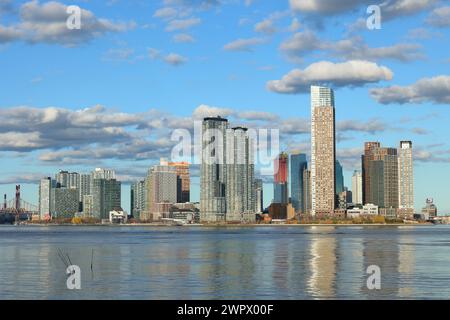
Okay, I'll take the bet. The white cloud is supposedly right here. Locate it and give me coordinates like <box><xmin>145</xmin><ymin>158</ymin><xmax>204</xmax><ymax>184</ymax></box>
<box><xmin>370</xmin><ymin>75</ymin><xmax>450</xmax><ymax>104</ymax></box>
<box><xmin>163</xmin><ymin>53</ymin><xmax>188</xmax><ymax>66</ymax></box>
<box><xmin>173</xmin><ymin>33</ymin><xmax>195</xmax><ymax>43</ymax></box>
<box><xmin>267</xmin><ymin>60</ymin><xmax>393</xmax><ymax>94</ymax></box>
<box><xmin>254</xmin><ymin>19</ymin><xmax>276</xmax><ymax>34</ymax></box>
<box><xmin>0</xmin><ymin>0</ymin><xmax>134</xmax><ymax>46</ymax></box>
<box><xmin>223</xmin><ymin>37</ymin><xmax>266</xmax><ymax>52</ymax></box>
<box><xmin>426</xmin><ymin>6</ymin><xmax>450</xmax><ymax>28</ymax></box>
<box><xmin>280</xmin><ymin>31</ymin><xmax>424</xmax><ymax>63</ymax></box>
<box><xmin>153</xmin><ymin>7</ymin><xmax>178</xmax><ymax>20</ymax></box>
<box><xmin>165</xmin><ymin>17</ymin><xmax>201</xmax><ymax>32</ymax></box>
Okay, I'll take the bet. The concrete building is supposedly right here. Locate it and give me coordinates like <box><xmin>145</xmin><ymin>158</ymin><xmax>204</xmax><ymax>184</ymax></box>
<box><xmin>225</xmin><ymin>127</ymin><xmax>255</xmax><ymax>223</ymax></box>
<box><xmin>352</xmin><ymin>170</ymin><xmax>363</xmax><ymax>205</ymax></box>
<box><xmin>55</xmin><ymin>170</ymin><xmax>79</xmax><ymax>189</ymax></box>
<box><xmin>39</xmin><ymin>177</ymin><xmax>54</xmax><ymax>219</ymax></box>
<box><xmin>200</xmin><ymin>116</ymin><xmax>229</xmax><ymax>223</ymax></box>
<box><xmin>78</xmin><ymin>174</ymin><xmax>91</xmax><ymax>211</ymax></box>
<box><xmin>422</xmin><ymin>198</ymin><xmax>437</xmax><ymax>218</ymax></box>
<box><xmin>92</xmin><ymin>168</ymin><xmax>116</xmax><ymax>180</ymax></box>
<box><xmin>291</xmin><ymin>153</ymin><xmax>307</xmax><ymax>213</ymax></box>
<box><xmin>82</xmin><ymin>195</ymin><xmax>94</xmax><ymax>217</ymax></box>
<box><xmin>362</xmin><ymin>142</ymin><xmax>399</xmax><ymax>210</ymax></box>
<box><xmin>311</xmin><ymin>85</ymin><xmax>336</xmax><ymax>216</ymax></box>
<box><xmin>92</xmin><ymin>178</ymin><xmax>121</xmax><ymax>220</ymax></box>
<box><xmin>273</xmin><ymin>152</ymin><xmax>289</xmax><ymax>205</ymax></box>
<box><xmin>255</xmin><ymin>179</ymin><xmax>264</xmax><ymax>214</ymax></box>
<box><xmin>109</xmin><ymin>208</ymin><xmax>127</xmax><ymax>224</ymax></box>
<box><xmin>169</xmin><ymin>162</ymin><xmax>190</xmax><ymax>203</ymax></box>
<box><xmin>338</xmin><ymin>189</ymin><xmax>352</xmax><ymax>210</ymax></box>
<box><xmin>398</xmin><ymin>141</ymin><xmax>414</xmax><ymax>213</ymax></box>
<box><xmin>143</xmin><ymin>160</ymin><xmax>177</xmax><ymax>221</ymax></box>
<box><xmin>50</xmin><ymin>187</ymin><xmax>79</xmax><ymax>219</ymax></box>
<box><xmin>347</xmin><ymin>203</ymin><xmax>378</xmax><ymax>218</ymax></box>
<box><xmin>131</xmin><ymin>180</ymin><xmax>146</xmax><ymax>218</ymax></box>
<box><xmin>170</xmin><ymin>203</ymin><xmax>200</xmax><ymax>224</ymax></box>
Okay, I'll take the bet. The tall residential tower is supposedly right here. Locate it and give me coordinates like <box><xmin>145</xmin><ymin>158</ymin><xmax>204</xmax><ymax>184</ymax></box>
<box><xmin>398</xmin><ymin>141</ymin><xmax>414</xmax><ymax>213</ymax></box>
<box><xmin>310</xmin><ymin>86</ymin><xmax>336</xmax><ymax>216</ymax></box>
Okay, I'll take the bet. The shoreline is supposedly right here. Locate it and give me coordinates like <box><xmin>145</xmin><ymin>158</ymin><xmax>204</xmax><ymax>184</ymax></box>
<box><xmin>1</xmin><ymin>222</ymin><xmax>435</xmax><ymax>228</ymax></box>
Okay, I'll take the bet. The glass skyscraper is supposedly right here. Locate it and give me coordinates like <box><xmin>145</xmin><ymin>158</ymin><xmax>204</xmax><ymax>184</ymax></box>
<box><xmin>291</xmin><ymin>153</ymin><xmax>307</xmax><ymax>213</ymax></box>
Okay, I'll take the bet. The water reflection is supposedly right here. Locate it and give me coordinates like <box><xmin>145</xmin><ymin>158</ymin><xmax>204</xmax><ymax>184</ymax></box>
<box><xmin>307</xmin><ymin>230</ymin><xmax>337</xmax><ymax>298</ymax></box>
<box><xmin>1</xmin><ymin>225</ymin><xmax>450</xmax><ymax>299</ymax></box>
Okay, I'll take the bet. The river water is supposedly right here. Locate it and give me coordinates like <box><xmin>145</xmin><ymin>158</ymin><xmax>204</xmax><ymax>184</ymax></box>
<box><xmin>0</xmin><ymin>225</ymin><xmax>449</xmax><ymax>300</ymax></box>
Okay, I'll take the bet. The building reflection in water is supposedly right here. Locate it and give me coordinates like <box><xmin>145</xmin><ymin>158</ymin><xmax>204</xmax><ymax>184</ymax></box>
<box><xmin>362</xmin><ymin>227</ymin><xmax>400</xmax><ymax>299</ymax></box>
<box><xmin>306</xmin><ymin>227</ymin><xmax>337</xmax><ymax>299</ymax></box>
<box><xmin>398</xmin><ymin>231</ymin><xmax>415</xmax><ymax>298</ymax></box>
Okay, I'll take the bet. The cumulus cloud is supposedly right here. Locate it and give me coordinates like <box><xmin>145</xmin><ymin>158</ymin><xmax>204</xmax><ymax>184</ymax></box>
<box><xmin>173</xmin><ymin>33</ymin><xmax>195</xmax><ymax>43</ymax></box>
<box><xmin>280</xmin><ymin>31</ymin><xmax>424</xmax><ymax>63</ymax></box>
<box><xmin>223</xmin><ymin>37</ymin><xmax>266</xmax><ymax>52</ymax></box>
<box><xmin>148</xmin><ymin>48</ymin><xmax>188</xmax><ymax>66</ymax></box>
<box><xmin>426</xmin><ymin>6</ymin><xmax>450</xmax><ymax>28</ymax></box>
<box><xmin>289</xmin><ymin>0</ymin><xmax>372</xmax><ymax>15</ymax></box>
<box><xmin>254</xmin><ymin>19</ymin><xmax>276</xmax><ymax>34</ymax></box>
<box><xmin>0</xmin><ymin>0</ymin><xmax>134</xmax><ymax>46</ymax></box>
<box><xmin>165</xmin><ymin>17</ymin><xmax>201</xmax><ymax>31</ymax></box>
<box><xmin>290</xmin><ymin>0</ymin><xmax>436</xmax><ymax>21</ymax></box>
<box><xmin>163</xmin><ymin>53</ymin><xmax>188</xmax><ymax>65</ymax></box>
<box><xmin>381</xmin><ymin>0</ymin><xmax>438</xmax><ymax>21</ymax></box>
<box><xmin>370</xmin><ymin>76</ymin><xmax>450</xmax><ymax>104</ymax></box>
<box><xmin>337</xmin><ymin>119</ymin><xmax>388</xmax><ymax>134</ymax></box>
<box><xmin>267</xmin><ymin>60</ymin><xmax>393</xmax><ymax>94</ymax></box>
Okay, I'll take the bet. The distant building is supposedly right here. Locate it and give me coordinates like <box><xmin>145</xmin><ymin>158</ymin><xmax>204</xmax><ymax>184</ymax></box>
<box><xmin>225</xmin><ymin>127</ymin><xmax>255</xmax><ymax>223</ymax></box>
<box><xmin>268</xmin><ymin>203</ymin><xmax>295</xmax><ymax>221</ymax></box>
<box><xmin>39</xmin><ymin>177</ymin><xmax>54</xmax><ymax>219</ymax></box>
<box><xmin>200</xmin><ymin>117</ymin><xmax>228</xmax><ymax>222</ymax></box>
<box><xmin>422</xmin><ymin>198</ymin><xmax>437</xmax><ymax>218</ymax></box>
<box><xmin>92</xmin><ymin>176</ymin><xmax>121</xmax><ymax>220</ymax></box>
<box><xmin>311</xmin><ymin>86</ymin><xmax>336</xmax><ymax>216</ymax></box>
<box><xmin>351</xmin><ymin>170</ymin><xmax>363</xmax><ymax>205</ymax></box>
<box><xmin>362</xmin><ymin>142</ymin><xmax>399</xmax><ymax>209</ymax></box>
<box><xmin>168</xmin><ymin>162</ymin><xmax>190</xmax><ymax>203</ymax></box>
<box><xmin>55</xmin><ymin>170</ymin><xmax>79</xmax><ymax>189</ymax></box>
<box><xmin>143</xmin><ymin>160</ymin><xmax>177</xmax><ymax>221</ymax></box>
<box><xmin>82</xmin><ymin>195</ymin><xmax>94</xmax><ymax>217</ymax></box>
<box><xmin>274</xmin><ymin>152</ymin><xmax>289</xmax><ymax>205</ymax></box>
<box><xmin>109</xmin><ymin>208</ymin><xmax>127</xmax><ymax>224</ymax></box>
<box><xmin>302</xmin><ymin>169</ymin><xmax>312</xmax><ymax>215</ymax></box>
<box><xmin>170</xmin><ymin>203</ymin><xmax>200</xmax><ymax>224</ymax></box>
<box><xmin>398</xmin><ymin>141</ymin><xmax>414</xmax><ymax>213</ymax></box>
<box><xmin>335</xmin><ymin>161</ymin><xmax>344</xmax><ymax>196</ymax></box>
<box><xmin>92</xmin><ymin>168</ymin><xmax>116</xmax><ymax>180</ymax></box>
<box><xmin>290</xmin><ymin>153</ymin><xmax>307</xmax><ymax>213</ymax></box>
<box><xmin>255</xmin><ymin>179</ymin><xmax>264</xmax><ymax>214</ymax></box>
<box><xmin>338</xmin><ymin>190</ymin><xmax>352</xmax><ymax>210</ymax></box>
<box><xmin>50</xmin><ymin>188</ymin><xmax>79</xmax><ymax>219</ymax></box>
<box><xmin>78</xmin><ymin>174</ymin><xmax>91</xmax><ymax>211</ymax></box>
<box><xmin>131</xmin><ymin>180</ymin><xmax>146</xmax><ymax>218</ymax></box>
<box><xmin>347</xmin><ymin>203</ymin><xmax>378</xmax><ymax>218</ymax></box>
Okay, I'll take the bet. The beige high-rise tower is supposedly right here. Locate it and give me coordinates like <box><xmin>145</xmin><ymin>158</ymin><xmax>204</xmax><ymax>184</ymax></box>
<box><xmin>398</xmin><ymin>141</ymin><xmax>414</xmax><ymax>212</ymax></box>
<box><xmin>310</xmin><ymin>86</ymin><xmax>336</xmax><ymax>216</ymax></box>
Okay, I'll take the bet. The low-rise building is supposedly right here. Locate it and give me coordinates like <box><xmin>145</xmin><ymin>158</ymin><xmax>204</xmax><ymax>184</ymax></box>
<box><xmin>109</xmin><ymin>208</ymin><xmax>127</xmax><ymax>224</ymax></box>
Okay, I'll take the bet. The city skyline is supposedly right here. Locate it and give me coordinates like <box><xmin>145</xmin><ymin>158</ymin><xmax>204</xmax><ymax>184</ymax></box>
<box><xmin>0</xmin><ymin>0</ymin><xmax>449</xmax><ymax>213</ymax></box>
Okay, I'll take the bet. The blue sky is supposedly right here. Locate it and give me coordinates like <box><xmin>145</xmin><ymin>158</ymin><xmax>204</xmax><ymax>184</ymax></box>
<box><xmin>0</xmin><ymin>0</ymin><xmax>449</xmax><ymax>213</ymax></box>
